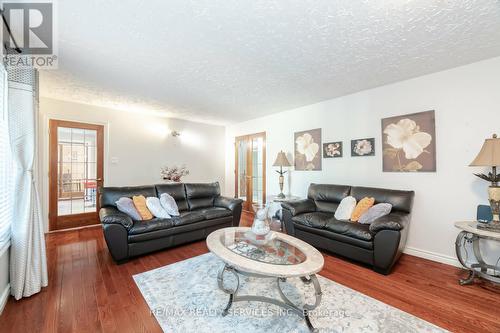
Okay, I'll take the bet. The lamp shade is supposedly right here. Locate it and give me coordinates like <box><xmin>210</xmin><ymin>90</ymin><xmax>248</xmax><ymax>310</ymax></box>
<box><xmin>273</xmin><ymin>151</ymin><xmax>292</xmax><ymax>167</ymax></box>
<box><xmin>470</xmin><ymin>134</ymin><xmax>500</xmax><ymax>167</ymax></box>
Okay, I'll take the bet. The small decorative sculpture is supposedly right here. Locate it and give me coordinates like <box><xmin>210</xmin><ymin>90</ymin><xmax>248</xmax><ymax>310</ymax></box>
<box><xmin>251</xmin><ymin>207</ymin><xmax>271</xmax><ymax>236</ymax></box>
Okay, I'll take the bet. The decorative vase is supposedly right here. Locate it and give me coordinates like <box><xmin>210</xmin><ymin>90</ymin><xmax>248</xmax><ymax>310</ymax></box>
<box><xmin>488</xmin><ymin>186</ymin><xmax>500</xmax><ymax>222</ymax></box>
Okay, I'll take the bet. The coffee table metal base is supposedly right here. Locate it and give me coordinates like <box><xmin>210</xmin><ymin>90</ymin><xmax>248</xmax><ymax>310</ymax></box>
<box><xmin>217</xmin><ymin>264</ymin><xmax>322</xmax><ymax>332</ymax></box>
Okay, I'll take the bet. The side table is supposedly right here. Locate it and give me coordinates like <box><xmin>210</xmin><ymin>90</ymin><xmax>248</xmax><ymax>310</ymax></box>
<box><xmin>252</xmin><ymin>196</ymin><xmax>301</xmax><ymax>232</ymax></box>
<box><xmin>268</xmin><ymin>195</ymin><xmax>301</xmax><ymax>232</ymax></box>
<box><xmin>454</xmin><ymin>221</ymin><xmax>500</xmax><ymax>285</ymax></box>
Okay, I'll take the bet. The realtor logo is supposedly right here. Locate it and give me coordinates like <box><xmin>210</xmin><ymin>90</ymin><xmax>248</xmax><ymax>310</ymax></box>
<box><xmin>1</xmin><ymin>1</ymin><xmax>57</xmax><ymax>68</ymax></box>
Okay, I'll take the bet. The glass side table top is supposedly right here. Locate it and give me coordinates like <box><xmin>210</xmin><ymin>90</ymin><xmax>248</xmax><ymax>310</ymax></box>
<box><xmin>220</xmin><ymin>230</ymin><xmax>307</xmax><ymax>265</ymax></box>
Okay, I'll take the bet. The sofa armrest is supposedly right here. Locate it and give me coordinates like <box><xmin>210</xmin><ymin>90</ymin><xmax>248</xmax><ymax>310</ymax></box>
<box><xmin>369</xmin><ymin>212</ymin><xmax>410</xmax><ymax>233</ymax></box>
<box><xmin>281</xmin><ymin>199</ymin><xmax>316</xmax><ymax>216</ymax></box>
<box><xmin>214</xmin><ymin>196</ymin><xmax>243</xmax><ymax>211</ymax></box>
<box><xmin>99</xmin><ymin>207</ymin><xmax>134</xmax><ymax>230</ymax></box>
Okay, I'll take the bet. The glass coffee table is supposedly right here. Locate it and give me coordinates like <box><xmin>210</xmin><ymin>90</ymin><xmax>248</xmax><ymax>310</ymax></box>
<box><xmin>206</xmin><ymin>227</ymin><xmax>324</xmax><ymax>332</ymax></box>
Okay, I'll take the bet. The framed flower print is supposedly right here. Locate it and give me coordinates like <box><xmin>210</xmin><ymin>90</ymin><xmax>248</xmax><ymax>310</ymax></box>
<box><xmin>294</xmin><ymin>128</ymin><xmax>322</xmax><ymax>170</ymax></box>
<box><xmin>381</xmin><ymin>110</ymin><xmax>436</xmax><ymax>172</ymax></box>
<box><xmin>351</xmin><ymin>138</ymin><xmax>375</xmax><ymax>157</ymax></box>
<box><xmin>323</xmin><ymin>141</ymin><xmax>343</xmax><ymax>158</ymax></box>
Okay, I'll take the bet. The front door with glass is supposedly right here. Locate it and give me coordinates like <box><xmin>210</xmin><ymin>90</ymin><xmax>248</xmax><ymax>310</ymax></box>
<box><xmin>49</xmin><ymin>120</ymin><xmax>104</xmax><ymax>231</ymax></box>
<box><xmin>235</xmin><ymin>132</ymin><xmax>266</xmax><ymax>211</ymax></box>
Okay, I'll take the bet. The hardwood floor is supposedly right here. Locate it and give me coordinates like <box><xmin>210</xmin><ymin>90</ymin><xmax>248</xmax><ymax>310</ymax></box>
<box><xmin>1</xmin><ymin>211</ymin><xmax>499</xmax><ymax>333</ymax></box>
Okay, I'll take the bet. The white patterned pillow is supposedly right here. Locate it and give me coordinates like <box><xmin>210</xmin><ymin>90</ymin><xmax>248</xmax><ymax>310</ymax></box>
<box><xmin>115</xmin><ymin>197</ymin><xmax>142</xmax><ymax>220</ymax></box>
<box><xmin>334</xmin><ymin>196</ymin><xmax>357</xmax><ymax>221</ymax></box>
<box><xmin>358</xmin><ymin>203</ymin><xmax>392</xmax><ymax>224</ymax></box>
<box><xmin>146</xmin><ymin>197</ymin><xmax>171</xmax><ymax>219</ymax></box>
<box><xmin>160</xmin><ymin>193</ymin><xmax>180</xmax><ymax>216</ymax></box>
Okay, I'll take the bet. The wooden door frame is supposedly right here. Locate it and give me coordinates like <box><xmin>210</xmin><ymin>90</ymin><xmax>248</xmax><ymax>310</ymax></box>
<box><xmin>49</xmin><ymin>119</ymin><xmax>104</xmax><ymax>231</ymax></box>
<box><xmin>234</xmin><ymin>132</ymin><xmax>266</xmax><ymax>212</ymax></box>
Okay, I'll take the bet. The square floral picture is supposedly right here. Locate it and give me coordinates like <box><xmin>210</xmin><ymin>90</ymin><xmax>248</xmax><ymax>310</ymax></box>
<box><xmin>323</xmin><ymin>142</ymin><xmax>343</xmax><ymax>158</ymax></box>
<box><xmin>351</xmin><ymin>138</ymin><xmax>375</xmax><ymax>157</ymax></box>
<box><xmin>381</xmin><ymin>110</ymin><xmax>436</xmax><ymax>172</ymax></box>
<box><xmin>294</xmin><ymin>128</ymin><xmax>322</xmax><ymax>170</ymax></box>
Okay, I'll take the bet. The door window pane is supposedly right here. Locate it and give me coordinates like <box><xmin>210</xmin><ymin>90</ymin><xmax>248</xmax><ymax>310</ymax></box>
<box><xmin>237</xmin><ymin>140</ymin><xmax>247</xmax><ymax>200</ymax></box>
<box><xmin>252</xmin><ymin>137</ymin><xmax>264</xmax><ymax>205</ymax></box>
<box><xmin>57</xmin><ymin>127</ymin><xmax>98</xmax><ymax>216</ymax></box>
<box><xmin>84</xmin><ymin>129</ymin><xmax>97</xmax><ymax>146</ymax></box>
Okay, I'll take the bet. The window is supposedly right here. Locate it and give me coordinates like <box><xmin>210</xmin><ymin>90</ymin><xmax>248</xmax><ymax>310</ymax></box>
<box><xmin>0</xmin><ymin>66</ymin><xmax>13</xmax><ymax>248</ymax></box>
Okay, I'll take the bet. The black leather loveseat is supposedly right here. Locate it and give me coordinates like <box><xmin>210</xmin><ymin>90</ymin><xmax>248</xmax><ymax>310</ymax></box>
<box><xmin>282</xmin><ymin>184</ymin><xmax>414</xmax><ymax>274</ymax></box>
<box><xmin>99</xmin><ymin>182</ymin><xmax>242</xmax><ymax>263</ymax></box>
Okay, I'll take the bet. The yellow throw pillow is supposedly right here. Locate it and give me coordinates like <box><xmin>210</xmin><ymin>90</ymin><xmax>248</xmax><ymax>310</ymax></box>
<box><xmin>351</xmin><ymin>197</ymin><xmax>375</xmax><ymax>222</ymax></box>
<box><xmin>132</xmin><ymin>195</ymin><xmax>153</xmax><ymax>220</ymax></box>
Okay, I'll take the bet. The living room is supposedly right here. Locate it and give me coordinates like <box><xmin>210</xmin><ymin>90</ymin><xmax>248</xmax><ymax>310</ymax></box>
<box><xmin>1</xmin><ymin>1</ymin><xmax>500</xmax><ymax>332</ymax></box>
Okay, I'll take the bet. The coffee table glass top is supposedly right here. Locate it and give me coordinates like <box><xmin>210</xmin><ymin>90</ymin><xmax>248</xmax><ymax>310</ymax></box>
<box><xmin>220</xmin><ymin>230</ymin><xmax>307</xmax><ymax>265</ymax></box>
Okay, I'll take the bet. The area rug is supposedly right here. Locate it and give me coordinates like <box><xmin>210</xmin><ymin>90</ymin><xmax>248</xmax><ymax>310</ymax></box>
<box><xmin>133</xmin><ymin>253</ymin><xmax>446</xmax><ymax>333</ymax></box>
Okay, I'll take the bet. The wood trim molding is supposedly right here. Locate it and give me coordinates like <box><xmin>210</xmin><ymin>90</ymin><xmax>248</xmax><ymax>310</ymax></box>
<box><xmin>403</xmin><ymin>246</ymin><xmax>460</xmax><ymax>268</ymax></box>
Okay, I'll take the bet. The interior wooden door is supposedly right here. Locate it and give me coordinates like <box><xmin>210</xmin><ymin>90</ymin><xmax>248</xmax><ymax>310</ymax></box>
<box><xmin>49</xmin><ymin>120</ymin><xmax>104</xmax><ymax>231</ymax></box>
<box><xmin>235</xmin><ymin>132</ymin><xmax>266</xmax><ymax>212</ymax></box>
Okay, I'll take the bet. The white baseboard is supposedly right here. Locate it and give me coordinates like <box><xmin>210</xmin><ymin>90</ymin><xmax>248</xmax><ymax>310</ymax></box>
<box><xmin>0</xmin><ymin>283</ymin><xmax>10</xmax><ymax>315</ymax></box>
<box><xmin>404</xmin><ymin>246</ymin><xmax>461</xmax><ymax>268</ymax></box>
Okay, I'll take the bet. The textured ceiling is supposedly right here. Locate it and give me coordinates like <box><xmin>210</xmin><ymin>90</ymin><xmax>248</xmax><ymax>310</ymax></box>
<box><xmin>40</xmin><ymin>0</ymin><xmax>500</xmax><ymax>125</ymax></box>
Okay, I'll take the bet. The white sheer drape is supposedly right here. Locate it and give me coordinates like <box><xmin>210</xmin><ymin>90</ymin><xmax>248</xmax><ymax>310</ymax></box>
<box><xmin>8</xmin><ymin>70</ymin><xmax>47</xmax><ymax>300</ymax></box>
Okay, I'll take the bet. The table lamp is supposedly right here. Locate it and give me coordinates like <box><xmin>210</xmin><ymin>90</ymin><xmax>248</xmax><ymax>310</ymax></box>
<box><xmin>273</xmin><ymin>151</ymin><xmax>292</xmax><ymax>199</ymax></box>
<box><xmin>470</xmin><ymin>134</ymin><xmax>500</xmax><ymax>228</ymax></box>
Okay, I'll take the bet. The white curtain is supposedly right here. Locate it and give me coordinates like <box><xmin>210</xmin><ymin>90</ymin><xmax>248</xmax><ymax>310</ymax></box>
<box><xmin>8</xmin><ymin>69</ymin><xmax>48</xmax><ymax>300</ymax></box>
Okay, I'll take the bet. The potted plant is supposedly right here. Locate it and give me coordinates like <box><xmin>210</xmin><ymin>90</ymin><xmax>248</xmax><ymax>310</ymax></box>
<box><xmin>160</xmin><ymin>165</ymin><xmax>190</xmax><ymax>182</ymax></box>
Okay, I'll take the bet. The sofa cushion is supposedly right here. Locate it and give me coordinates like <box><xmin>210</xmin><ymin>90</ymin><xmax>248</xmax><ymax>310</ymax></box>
<box><xmin>294</xmin><ymin>223</ymin><xmax>374</xmax><ymax>250</ymax></box>
<box><xmin>101</xmin><ymin>185</ymin><xmax>157</xmax><ymax>208</ymax></box>
<box><xmin>128</xmin><ymin>217</ymin><xmax>232</xmax><ymax>243</ymax></box>
<box><xmin>292</xmin><ymin>212</ymin><xmax>334</xmax><ymax>229</ymax></box>
<box><xmin>192</xmin><ymin>207</ymin><xmax>232</xmax><ymax>220</ymax></box>
<box><xmin>185</xmin><ymin>182</ymin><xmax>220</xmax><ymax>210</ymax></box>
<box><xmin>323</xmin><ymin>218</ymin><xmax>373</xmax><ymax>241</ymax></box>
<box><xmin>172</xmin><ymin>211</ymin><xmax>205</xmax><ymax>226</ymax></box>
<box><xmin>350</xmin><ymin>186</ymin><xmax>414</xmax><ymax>214</ymax></box>
<box><xmin>128</xmin><ymin>218</ymin><xmax>174</xmax><ymax>235</ymax></box>
<box><xmin>308</xmin><ymin>184</ymin><xmax>351</xmax><ymax>213</ymax></box>
<box><xmin>156</xmin><ymin>183</ymin><xmax>189</xmax><ymax>211</ymax></box>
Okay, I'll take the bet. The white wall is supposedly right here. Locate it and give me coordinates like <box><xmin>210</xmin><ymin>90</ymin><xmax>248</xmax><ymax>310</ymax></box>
<box><xmin>225</xmin><ymin>56</ymin><xmax>500</xmax><ymax>266</ymax></box>
<box><xmin>39</xmin><ymin>98</ymin><xmax>226</xmax><ymax>232</ymax></box>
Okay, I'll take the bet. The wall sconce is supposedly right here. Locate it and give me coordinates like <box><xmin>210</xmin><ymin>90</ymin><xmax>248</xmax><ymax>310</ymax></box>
<box><xmin>171</xmin><ymin>130</ymin><xmax>181</xmax><ymax>137</ymax></box>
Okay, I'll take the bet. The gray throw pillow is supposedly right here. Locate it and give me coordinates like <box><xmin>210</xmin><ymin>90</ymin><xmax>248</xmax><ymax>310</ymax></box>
<box><xmin>358</xmin><ymin>203</ymin><xmax>392</xmax><ymax>224</ymax></box>
<box><xmin>116</xmin><ymin>197</ymin><xmax>142</xmax><ymax>220</ymax></box>
<box><xmin>160</xmin><ymin>193</ymin><xmax>180</xmax><ymax>216</ymax></box>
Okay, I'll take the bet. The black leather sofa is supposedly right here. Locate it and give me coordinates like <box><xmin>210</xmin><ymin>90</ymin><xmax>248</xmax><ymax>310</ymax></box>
<box><xmin>281</xmin><ymin>184</ymin><xmax>414</xmax><ymax>274</ymax></box>
<box><xmin>99</xmin><ymin>182</ymin><xmax>242</xmax><ymax>263</ymax></box>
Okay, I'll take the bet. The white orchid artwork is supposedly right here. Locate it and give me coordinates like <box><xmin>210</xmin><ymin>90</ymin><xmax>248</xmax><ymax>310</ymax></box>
<box><xmin>382</xmin><ymin>111</ymin><xmax>436</xmax><ymax>172</ymax></box>
<box><xmin>294</xmin><ymin>128</ymin><xmax>322</xmax><ymax>170</ymax></box>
